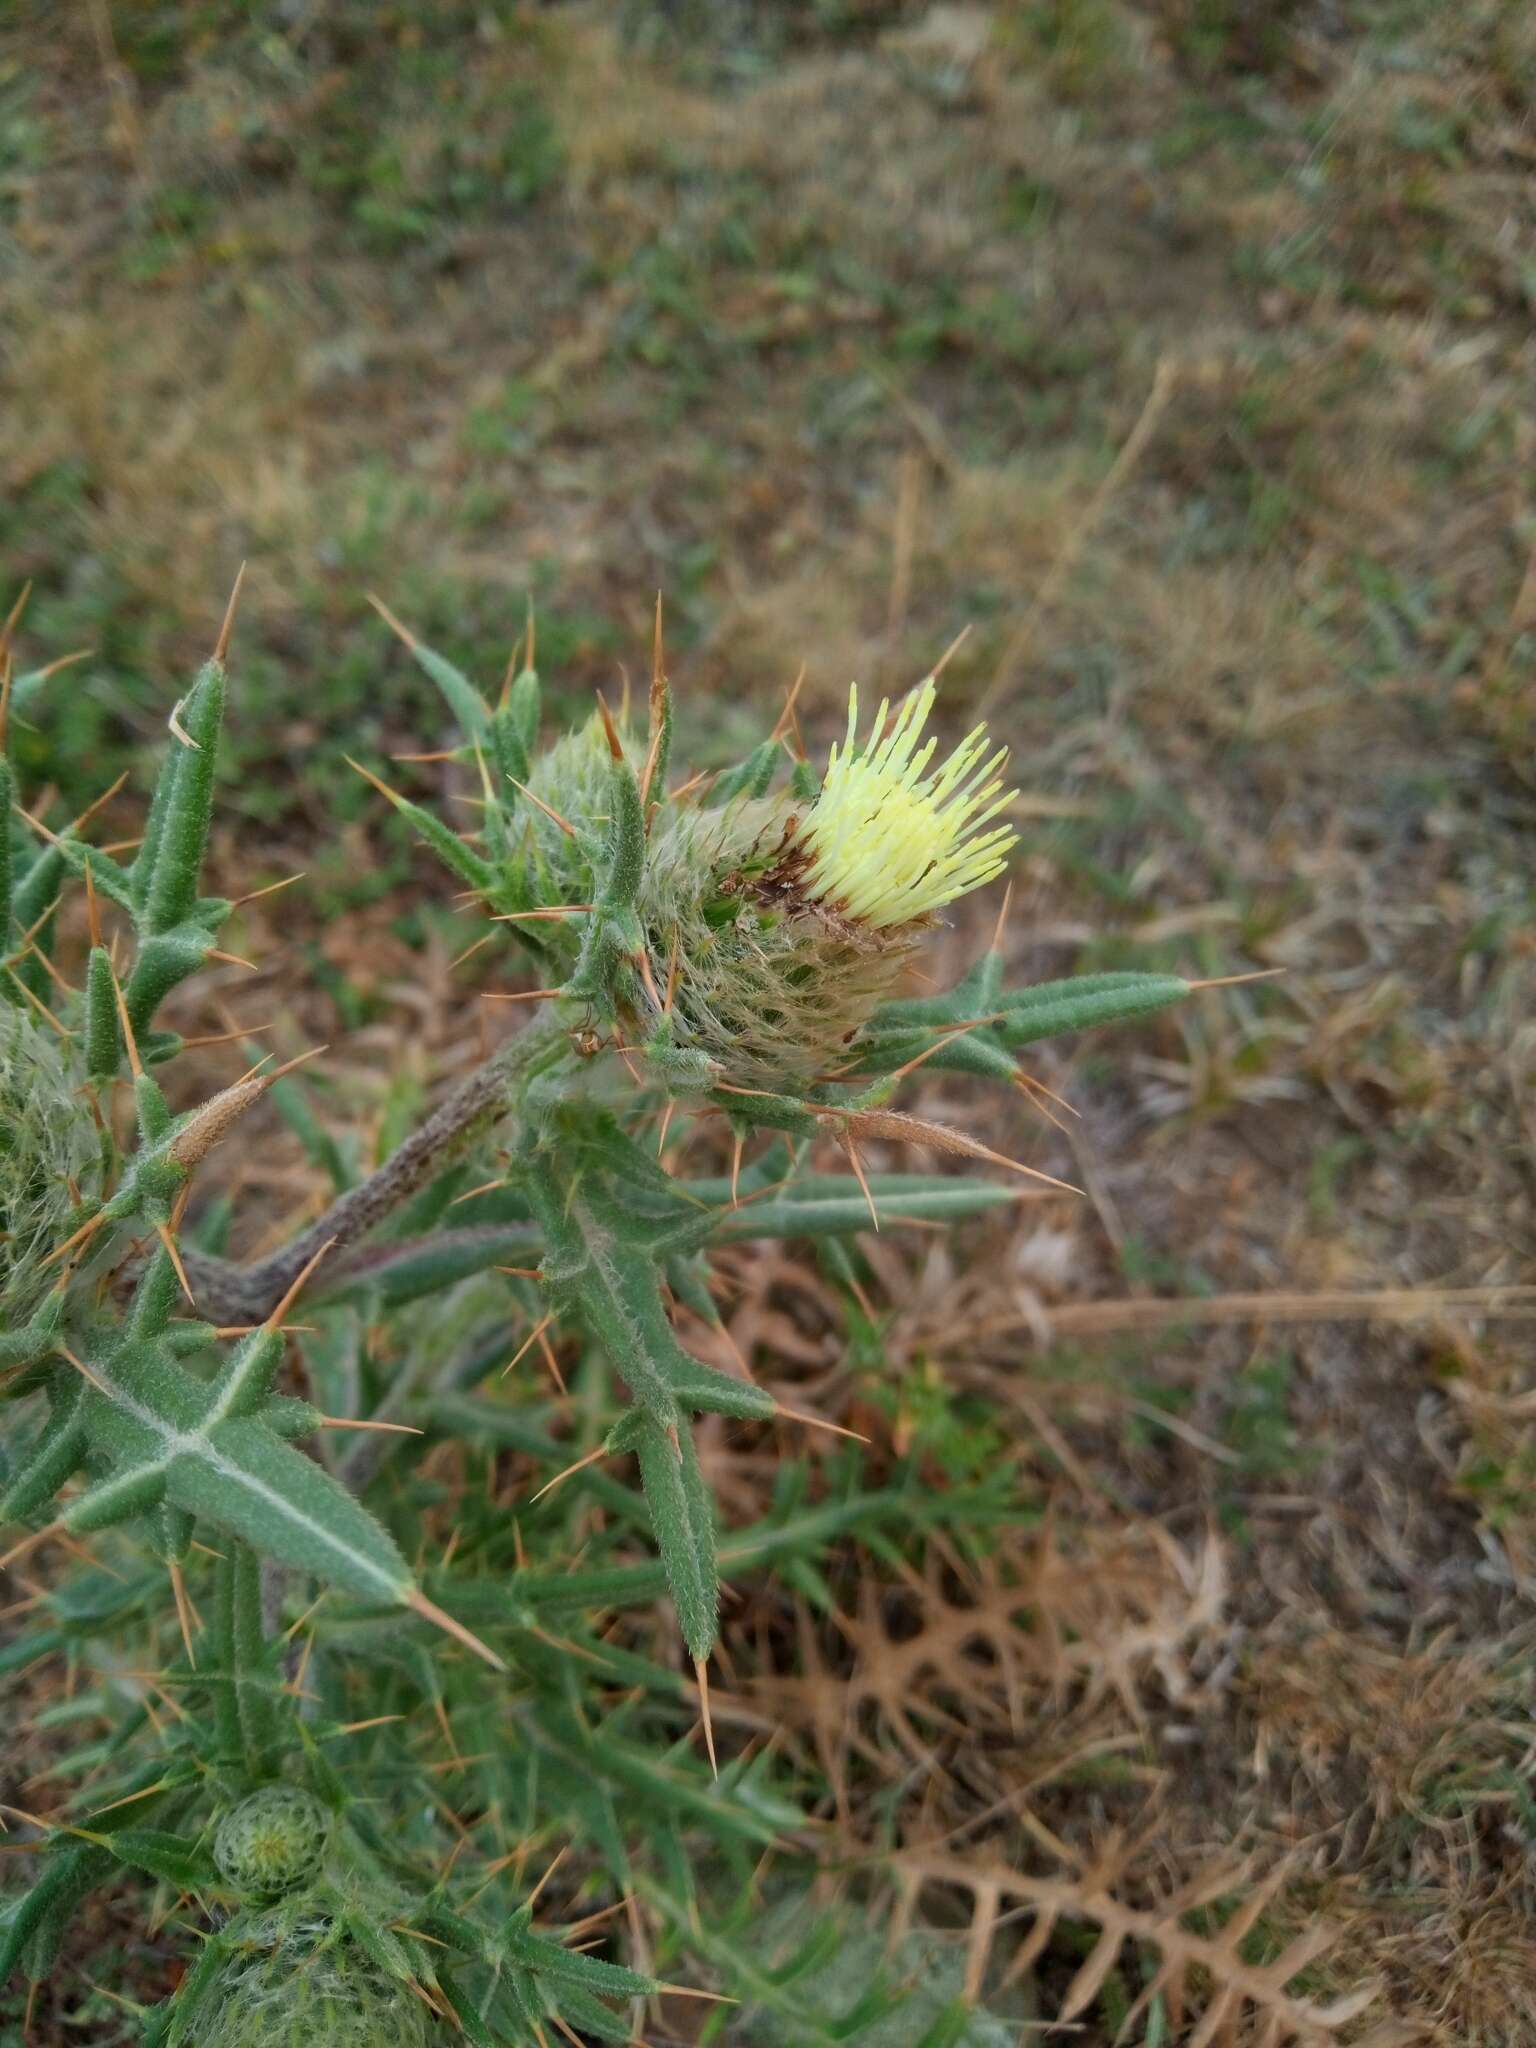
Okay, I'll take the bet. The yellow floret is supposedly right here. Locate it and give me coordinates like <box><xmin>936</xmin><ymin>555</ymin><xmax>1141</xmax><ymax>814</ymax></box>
<box><xmin>798</xmin><ymin>678</ymin><xmax>1017</xmax><ymax>927</ymax></box>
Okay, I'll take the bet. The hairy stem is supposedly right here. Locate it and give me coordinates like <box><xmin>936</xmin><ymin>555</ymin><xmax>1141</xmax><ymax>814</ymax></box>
<box><xmin>182</xmin><ymin>1020</ymin><xmax>568</xmax><ymax>1324</ymax></box>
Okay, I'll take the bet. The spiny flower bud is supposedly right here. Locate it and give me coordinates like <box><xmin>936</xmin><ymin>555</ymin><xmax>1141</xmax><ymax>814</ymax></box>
<box><xmin>634</xmin><ymin>681</ymin><xmax>1017</xmax><ymax>1087</ymax></box>
<box><xmin>0</xmin><ymin>1007</ymin><xmax>102</xmax><ymax>1322</ymax></box>
<box><xmin>193</xmin><ymin>1911</ymin><xmax>434</xmax><ymax>2048</ymax></box>
<box><xmin>213</xmin><ymin>1785</ymin><xmax>331</xmax><ymax>1898</ymax></box>
<box><xmin>638</xmin><ymin>801</ymin><xmax>910</xmax><ymax>1087</ymax></box>
<box><xmin>522</xmin><ymin>713</ymin><xmax>637</xmax><ymax>902</ymax></box>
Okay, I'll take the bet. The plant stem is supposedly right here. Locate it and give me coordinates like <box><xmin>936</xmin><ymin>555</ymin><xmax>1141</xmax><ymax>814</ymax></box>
<box><xmin>183</xmin><ymin>1020</ymin><xmax>569</xmax><ymax>1324</ymax></box>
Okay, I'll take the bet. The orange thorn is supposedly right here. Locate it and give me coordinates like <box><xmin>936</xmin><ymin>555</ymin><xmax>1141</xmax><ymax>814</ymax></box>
<box><xmin>501</xmin><ymin>1315</ymin><xmax>556</xmax><ymax>1377</ymax></box>
<box><xmin>506</xmin><ymin>776</ymin><xmax>577</xmax><ymax>838</ymax></box>
<box><xmin>342</xmin><ymin>753</ymin><xmax>414</xmax><ymax>816</ymax></box>
<box><xmin>641</xmin><ymin>595</ymin><xmax>669</xmax><ymax>809</ymax></box>
<box><xmin>404</xmin><ymin>1586</ymin><xmax>506</xmax><ymax>1671</ymax></box>
<box><xmin>40</xmin><ymin>1209</ymin><xmax>110</xmax><ymax>1272</ymax></box>
<box><xmin>1185</xmin><ymin>967</ymin><xmax>1287</xmax><ymax>990</ymax></box>
<box><xmin>210</xmin><ymin>1323</ymin><xmax>316</xmax><ymax>1338</ymax></box>
<box><xmin>16</xmin><ymin>805</ymin><xmax>64</xmax><ymax>849</ymax></box>
<box><xmin>0</xmin><ymin>581</ymin><xmax>32</xmax><ymax>653</ymax></box>
<box><xmin>480</xmin><ymin>986</ymin><xmax>563</xmax><ymax>1004</ymax></box>
<box><xmin>448</xmin><ymin>1176</ymin><xmax>510</xmax><ymax>1207</ymax></box>
<box><xmin>264</xmin><ymin>1238</ymin><xmax>337</xmax><ymax>1332</ymax></box>
<box><xmin>525</xmin><ymin>1843</ymin><xmax>569</xmax><ymax>1911</ymax></box>
<box><xmin>695</xmin><ymin>1656</ymin><xmax>718</xmax><ymax>1779</ymax></box>
<box><xmin>156</xmin><ymin>1223</ymin><xmax>195</xmax><ymax>1307</ymax></box>
<box><xmin>929</xmin><ymin>621</ymin><xmax>973</xmax><ymax>678</ymax></box>
<box><xmin>990</xmin><ymin>877</ymin><xmax>1014</xmax><ymax>954</ymax></box>
<box><xmin>500</xmin><ymin>635</ymin><xmax>523</xmax><ymax>700</ymax></box>
<box><xmin>58</xmin><ymin>1344</ymin><xmax>111</xmax><ymax>1394</ymax></box>
<box><xmin>634</xmin><ymin>946</ymin><xmax>661</xmax><ymax>1011</ymax></box>
<box><xmin>319</xmin><ymin>1416</ymin><xmax>424</xmax><ymax>1435</ymax></box>
<box><xmin>0</xmin><ymin>1521</ymin><xmax>61</xmax><ymax>1572</ymax></box>
<box><xmin>207</xmin><ymin>948</ymin><xmax>259</xmax><ymax>971</ymax></box>
<box><xmin>1014</xmin><ymin>1065</ymin><xmax>1080</xmax><ymax>1120</ymax></box>
<box><xmin>656</xmin><ymin>1097</ymin><xmax>676</xmax><ymax>1159</ymax></box>
<box><xmin>69</xmin><ymin>770</ymin><xmax>130</xmax><ymax>839</ymax></box>
<box><xmin>770</xmin><ymin>661</ymin><xmax>808</xmax><ymax>744</ymax></box>
<box><xmin>730</xmin><ymin>1132</ymin><xmax>744</xmax><ymax>1208</ymax></box>
<box><xmin>667</xmin><ymin>766</ymin><xmax>711</xmax><ymax>805</ymax></box>
<box><xmin>4</xmin><ymin>965</ymin><xmax>69</xmax><ymax>1038</ymax></box>
<box><xmin>594</xmin><ymin>690</ymin><xmax>624</xmax><ymax>761</ymax></box>
<box><xmin>19</xmin><ymin>941</ymin><xmax>73</xmax><ymax>1001</ymax></box>
<box><xmin>23</xmin><ymin>647</ymin><xmax>94</xmax><ymax>687</ymax></box>
<box><xmin>472</xmin><ymin>738</ymin><xmax>496</xmax><ymax>808</ymax></box>
<box><xmin>452</xmin><ymin>932</ymin><xmax>495</xmax><ymax>970</ymax></box>
<box><xmin>105</xmin><ymin>956</ymin><xmax>143</xmax><ymax>1079</ymax></box>
<box><xmin>365</xmin><ymin>590</ymin><xmax>421</xmax><ymax>652</ymax></box>
<box><xmin>252</xmin><ymin>1043</ymin><xmax>327</xmax><ymax>1085</ymax></box>
<box><xmin>886</xmin><ymin>1013</ymin><xmax>1003</xmax><ymax>1082</ymax></box>
<box><xmin>535</xmin><ymin>1323</ymin><xmax>568</xmax><ymax>1395</ymax></box>
<box><xmin>491</xmin><ymin>906</ymin><xmax>592</xmax><ymax>924</ymax></box>
<box><xmin>213</xmin><ymin>561</ymin><xmax>247</xmax><ymax>665</ymax></box>
<box><xmin>229</xmin><ymin>872</ymin><xmax>305</xmax><ymax>911</ymax></box>
<box><xmin>83</xmin><ymin>865</ymin><xmax>103</xmax><ymax>950</ymax></box>
<box><xmin>530</xmin><ymin>1443</ymin><xmax>609</xmax><ymax>1502</ymax></box>
<box><xmin>495</xmin><ymin>1265</ymin><xmax>543</xmax><ymax>1281</ymax></box>
<box><xmin>843</xmin><ymin>1140</ymin><xmax>879</xmax><ymax>1233</ymax></box>
<box><xmin>663</xmin><ymin>928</ymin><xmax>681</xmax><ymax>1015</ymax></box>
<box><xmin>168</xmin><ymin>1558</ymin><xmax>198</xmax><ymax>1668</ymax></box>
<box><xmin>175</xmin><ymin>1019</ymin><xmax>275</xmax><ymax>1049</ymax></box>
<box><xmin>775</xmin><ymin>1403</ymin><xmax>871</xmax><ymax>1444</ymax></box>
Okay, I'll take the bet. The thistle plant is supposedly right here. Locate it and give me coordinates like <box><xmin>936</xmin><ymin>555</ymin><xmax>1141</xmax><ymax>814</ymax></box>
<box><xmin>0</xmin><ymin>580</ymin><xmax>1200</xmax><ymax>2042</ymax></box>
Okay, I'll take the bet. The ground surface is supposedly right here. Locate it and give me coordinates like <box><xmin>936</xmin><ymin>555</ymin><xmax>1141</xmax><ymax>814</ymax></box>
<box><xmin>2</xmin><ymin>2</ymin><xmax>1534</xmax><ymax>2042</ymax></box>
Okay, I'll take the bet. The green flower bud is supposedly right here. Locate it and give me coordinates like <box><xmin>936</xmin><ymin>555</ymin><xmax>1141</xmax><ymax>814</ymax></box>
<box><xmin>213</xmin><ymin>1786</ymin><xmax>331</xmax><ymax>1898</ymax></box>
<box><xmin>193</xmin><ymin>1912</ymin><xmax>435</xmax><ymax>2048</ymax></box>
<box><xmin>628</xmin><ymin>679</ymin><xmax>1020</xmax><ymax>1086</ymax></box>
<box><xmin>0</xmin><ymin>1008</ymin><xmax>102</xmax><ymax>1322</ymax></box>
<box><xmin>521</xmin><ymin>713</ymin><xmax>632</xmax><ymax>901</ymax></box>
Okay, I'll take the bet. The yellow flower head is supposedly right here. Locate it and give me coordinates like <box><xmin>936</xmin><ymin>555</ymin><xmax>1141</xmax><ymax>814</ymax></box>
<box><xmin>797</xmin><ymin>679</ymin><xmax>1018</xmax><ymax>928</ymax></box>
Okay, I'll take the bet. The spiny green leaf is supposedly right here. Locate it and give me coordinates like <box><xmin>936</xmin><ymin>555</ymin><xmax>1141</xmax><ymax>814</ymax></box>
<box><xmin>346</xmin><ymin>755</ymin><xmax>497</xmax><ymax>892</ymax></box>
<box><xmin>164</xmin><ymin>1417</ymin><xmax>411</xmax><ymax>1603</ymax></box>
<box><xmin>143</xmin><ymin>661</ymin><xmax>226</xmax><ymax>936</ymax></box>
<box><xmin>634</xmin><ymin>1413</ymin><xmax>717</xmax><ymax>1660</ymax></box>
<box><xmin>83</xmin><ymin>945</ymin><xmax>119</xmax><ymax>1078</ymax></box>
<box><xmin>709</xmin><ymin>737</ymin><xmax>780</xmax><ymax>805</ymax></box>
<box><xmin>1</xmin><ymin>1843</ymin><xmax>113</xmax><ymax>1984</ymax></box>
<box><xmin>710</xmin><ymin>1172</ymin><xmax>1020</xmax><ymax>1240</ymax></box>
<box><xmin>378</xmin><ymin>611</ymin><xmax>491</xmax><ymax>742</ymax></box>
